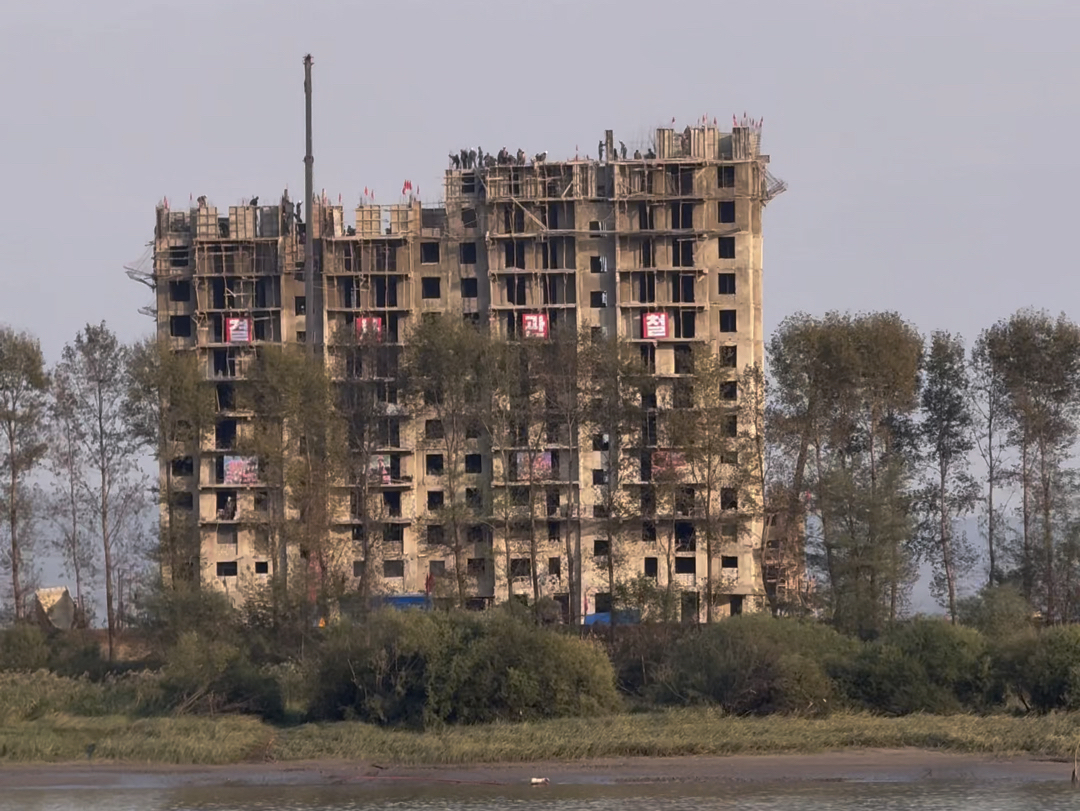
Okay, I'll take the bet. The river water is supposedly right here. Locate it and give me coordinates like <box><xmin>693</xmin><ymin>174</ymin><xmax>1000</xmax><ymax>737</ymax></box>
<box><xmin>5</xmin><ymin>780</ymin><xmax>1080</xmax><ymax>811</ymax></box>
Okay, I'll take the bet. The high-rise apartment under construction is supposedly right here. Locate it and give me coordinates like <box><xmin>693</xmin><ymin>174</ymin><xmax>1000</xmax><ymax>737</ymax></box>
<box><xmin>151</xmin><ymin>120</ymin><xmax>791</xmax><ymax>621</ymax></box>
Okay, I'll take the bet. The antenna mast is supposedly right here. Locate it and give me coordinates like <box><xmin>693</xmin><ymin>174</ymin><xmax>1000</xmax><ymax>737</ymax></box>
<box><xmin>303</xmin><ymin>54</ymin><xmax>318</xmax><ymax>355</ymax></box>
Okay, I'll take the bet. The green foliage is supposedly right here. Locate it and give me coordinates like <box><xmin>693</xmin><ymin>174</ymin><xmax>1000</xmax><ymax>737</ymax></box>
<box><xmin>134</xmin><ymin>584</ymin><xmax>242</xmax><ymax>657</ymax></box>
<box><xmin>155</xmin><ymin>631</ymin><xmax>283</xmax><ymax>719</ymax></box>
<box><xmin>308</xmin><ymin>610</ymin><xmax>442</xmax><ymax>727</ymax></box>
<box><xmin>655</xmin><ymin>615</ymin><xmax>857</xmax><ymax>715</ymax></box>
<box><xmin>840</xmin><ymin>619</ymin><xmax>990</xmax><ymax>714</ymax></box>
<box><xmin>957</xmin><ymin>585</ymin><xmax>1034</xmax><ymax>639</ymax></box>
<box><xmin>1023</xmin><ymin>625</ymin><xmax>1080</xmax><ymax>712</ymax></box>
<box><xmin>308</xmin><ymin>610</ymin><xmax>619</xmax><ymax>728</ymax></box>
<box><xmin>429</xmin><ymin>613</ymin><xmax>620</xmax><ymax>724</ymax></box>
<box><xmin>0</xmin><ymin>624</ymin><xmax>49</xmax><ymax>671</ymax></box>
<box><xmin>606</xmin><ymin>622</ymin><xmax>692</xmax><ymax>698</ymax></box>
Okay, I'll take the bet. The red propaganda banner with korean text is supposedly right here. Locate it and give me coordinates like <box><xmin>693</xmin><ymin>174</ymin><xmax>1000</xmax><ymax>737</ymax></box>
<box><xmin>522</xmin><ymin>312</ymin><xmax>549</xmax><ymax>339</ymax></box>
<box><xmin>642</xmin><ymin>312</ymin><xmax>668</xmax><ymax>339</ymax></box>
<box><xmin>357</xmin><ymin>316</ymin><xmax>383</xmax><ymax>339</ymax></box>
<box><xmin>225</xmin><ymin>317</ymin><xmax>252</xmax><ymax>343</ymax></box>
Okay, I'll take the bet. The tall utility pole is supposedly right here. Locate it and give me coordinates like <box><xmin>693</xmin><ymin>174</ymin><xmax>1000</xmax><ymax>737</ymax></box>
<box><xmin>303</xmin><ymin>54</ymin><xmax>319</xmax><ymax>356</ymax></box>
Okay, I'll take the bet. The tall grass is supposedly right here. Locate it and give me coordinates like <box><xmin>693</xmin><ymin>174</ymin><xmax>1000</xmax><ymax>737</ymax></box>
<box><xmin>4</xmin><ymin>710</ymin><xmax>1080</xmax><ymax>765</ymax></box>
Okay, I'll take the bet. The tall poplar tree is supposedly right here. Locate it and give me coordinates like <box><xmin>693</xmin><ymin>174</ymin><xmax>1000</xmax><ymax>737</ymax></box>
<box><xmin>0</xmin><ymin>327</ymin><xmax>50</xmax><ymax>618</ymax></box>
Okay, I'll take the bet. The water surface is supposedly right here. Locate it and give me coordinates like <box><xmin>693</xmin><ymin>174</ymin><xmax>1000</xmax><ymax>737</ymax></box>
<box><xmin>6</xmin><ymin>780</ymin><xmax>1079</xmax><ymax>811</ymax></box>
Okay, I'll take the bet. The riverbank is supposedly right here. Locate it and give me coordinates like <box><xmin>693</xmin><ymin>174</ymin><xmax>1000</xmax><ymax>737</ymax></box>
<box><xmin>2</xmin><ymin>710</ymin><xmax>1080</xmax><ymax>769</ymax></box>
<box><xmin>0</xmin><ymin>750</ymin><xmax>1074</xmax><ymax>791</ymax></box>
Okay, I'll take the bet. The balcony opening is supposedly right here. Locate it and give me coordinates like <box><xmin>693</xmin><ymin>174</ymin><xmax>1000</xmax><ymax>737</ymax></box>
<box><xmin>675</xmin><ymin>521</ymin><xmax>695</xmax><ymax>552</ymax></box>
<box><xmin>215</xmin><ymin>419</ymin><xmax>237</xmax><ymax>450</ymax></box>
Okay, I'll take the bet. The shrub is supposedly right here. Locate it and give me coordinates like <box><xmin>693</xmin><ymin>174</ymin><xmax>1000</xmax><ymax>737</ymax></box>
<box><xmin>0</xmin><ymin>625</ymin><xmax>49</xmax><ymax>671</ymax></box>
<box><xmin>156</xmin><ymin>631</ymin><xmax>283</xmax><ymax>719</ymax></box>
<box><xmin>1023</xmin><ymin>625</ymin><xmax>1080</xmax><ymax>712</ymax></box>
<box><xmin>135</xmin><ymin>585</ymin><xmax>242</xmax><ymax>658</ymax></box>
<box><xmin>308</xmin><ymin>610</ymin><xmax>449</xmax><ymax>727</ymax></box>
<box><xmin>428</xmin><ymin>614</ymin><xmax>620</xmax><ymax>724</ymax></box>
<box><xmin>958</xmin><ymin>585</ymin><xmax>1034</xmax><ymax>639</ymax></box>
<box><xmin>840</xmin><ymin>619</ymin><xmax>990</xmax><ymax>714</ymax></box>
<box><xmin>606</xmin><ymin>622</ymin><xmax>693</xmax><ymax>698</ymax></box>
<box><xmin>45</xmin><ymin>630</ymin><xmax>109</xmax><ymax>679</ymax></box>
<box><xmin>307</xmin><ymin>610</ymin><xmax>620</xmax><ymax>728</ymax></box>
<box><xmin>655</xmin><ymin>615</ymin><xmax>856</xmax><ymax>715</ymax></box>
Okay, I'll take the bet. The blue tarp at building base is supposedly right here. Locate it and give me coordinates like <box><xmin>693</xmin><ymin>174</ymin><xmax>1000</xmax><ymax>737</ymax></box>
<box><xmin>583</xmin><ymin>609</ymin><xmax>641</xmax><ymax>626</ymax></box>
<box><xmin>381</xmin><ymin>593</ymin><xmax>433</xmax><ymax>611</ymax></box>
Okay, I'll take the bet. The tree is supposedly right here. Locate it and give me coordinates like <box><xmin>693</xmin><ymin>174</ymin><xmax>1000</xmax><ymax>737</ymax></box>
<box><xmin>242</xmin><ymin>344</ymin><xmax>347</xmax><ymax>621</ymax></box>
<box><xmin>580</xmin><ymin>334</ymin><xmax>642</xmax><ymax>632</ymax></box>
<box><xmin>735</xmin><ymin>362</ymin><xmax>777</xmax><ymax>614</ymax></box>
<box><xmin>982</xmin><ymin>309</ymin><xmax>1080</xmax><ymax>621</ymax></box>
<box><xmin>46</xmin><ymin>373</ymin><xmax>97</xmax><ymax>615</ymax></box>
<box><xmin>916</xmin><ymin>331</ymin><xmax>978</xmax><ymax>623</ymax></box>
<box><xmin>970</xmin><ymin>330</ymin><xmax>1009</xmax><ymax>587</ymax></box>
<box><xmin>534</xmin><ymin>327</ymin><xmax>590</xmax><ymax>624</ymax></box>
<box><xmin>126</xmin><ymin>336</ymin><xmax>216</xmax><ymax>587</ymax></box>
<box><xmin>56</xmin><ymin>323</ymin><xmax>145</xmax><ymax>660</ymax></box>
<box><xmin>0</xmin><ymin>327</ymin><xmax>50</xmax><ymax>619</ymax></box>
<box><xmin>403</xmin><ymin>315</ymin><xmax>487</xmax><ymax>606</ymax></box>
<box><xmin>475</xmin><ymin>334</ymin><xmax>536</xmax><ymax>606</ymax></box>
<box><xmin>768</xmin><ymin>312</ymin><xmax>922</xmax><ymax>636</ymax></box>
<box><xmin>667</xmin><ymin>346</ymin><xmax>753</xmax><ymax>622</ymax></box>
<box><xmin>332</xmin><ymin>325</ymin><xmax>396</xmax><ymax>609</ymax></box>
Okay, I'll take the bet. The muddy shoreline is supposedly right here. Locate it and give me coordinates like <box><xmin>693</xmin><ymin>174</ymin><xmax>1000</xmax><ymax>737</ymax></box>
<box><xmin>0</xmin><ymin>749</ymin><xmax>1072</xmax><ymax>790</ymax></box>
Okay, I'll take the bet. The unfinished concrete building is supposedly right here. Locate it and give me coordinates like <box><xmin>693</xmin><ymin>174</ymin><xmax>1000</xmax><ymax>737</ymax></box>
<box><xmin>152</xmin><ymin>121</ymin><xmax>783</xmax><ymax>621</ymax></box>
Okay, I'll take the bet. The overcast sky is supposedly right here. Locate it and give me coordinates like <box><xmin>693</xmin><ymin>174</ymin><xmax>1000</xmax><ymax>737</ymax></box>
<box><xmin>1</xmin><ymin>0</ymin><xmax>1077</xmax><ymax>612</ymax></box>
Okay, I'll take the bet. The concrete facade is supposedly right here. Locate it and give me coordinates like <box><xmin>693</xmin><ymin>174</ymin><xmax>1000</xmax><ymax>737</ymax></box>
<box><xmin>152</xmin><ymin>123</ymin><xmax>780</xmax><ymax>621</ymax></box>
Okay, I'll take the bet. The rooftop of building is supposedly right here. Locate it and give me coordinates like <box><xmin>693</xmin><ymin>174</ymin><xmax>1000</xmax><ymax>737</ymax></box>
<box><xmin>154</xmin><ymin>121</ymin><xmax>782</xmax><ymax>241</ymax></box>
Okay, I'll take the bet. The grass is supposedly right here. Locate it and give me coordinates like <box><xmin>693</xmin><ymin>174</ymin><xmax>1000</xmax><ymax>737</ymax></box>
<box><xmin>4</xmin><ymin>709</ymin><xmax>1080</xmax><ymax>766</ymax></box>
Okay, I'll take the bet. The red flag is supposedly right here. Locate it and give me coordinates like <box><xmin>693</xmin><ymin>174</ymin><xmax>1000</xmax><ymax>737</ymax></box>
<box><xmin>401</xmin><ymin>184</ymin><xmax>407</xmax><ymax>196</ymax></box>
<box><xmin>364</xmin><ymin>186</ymin><xmax>369</xmax><ymax>197</ymax></box>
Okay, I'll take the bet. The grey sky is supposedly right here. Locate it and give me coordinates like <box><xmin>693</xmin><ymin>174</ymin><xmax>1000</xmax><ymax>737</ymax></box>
<box><xmin>1</xmin><ymin>0</ymin><xmax>1077</xmax><ymax>612</ymax></box>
